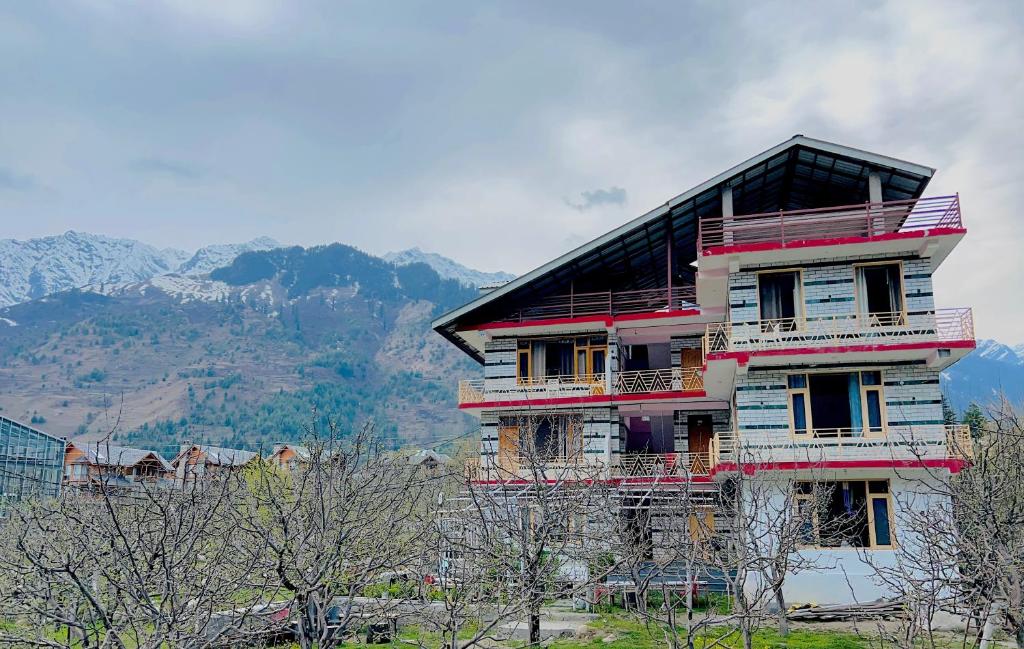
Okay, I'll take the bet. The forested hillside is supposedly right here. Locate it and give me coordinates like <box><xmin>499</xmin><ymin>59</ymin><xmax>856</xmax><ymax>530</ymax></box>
<box><xmin>0</xmin><ymin>244</ymin><xmax>480</xmax><ymax>456</ymax></box>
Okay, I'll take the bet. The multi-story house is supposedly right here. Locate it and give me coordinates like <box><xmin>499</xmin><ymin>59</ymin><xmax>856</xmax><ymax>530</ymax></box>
<box><xmin>63</xmin><ymin>442</ymin><xmax>173</xmax><ymax>491</ymax></box>
<box><xmin>171</xmin><ymin>444</ymin><xmax>260</xmax><ymax>484</ymax></box>
<box><xmin>433</xmin><ymin>135</ymin><xmax>975</xmax><ymax>603</ymax></box>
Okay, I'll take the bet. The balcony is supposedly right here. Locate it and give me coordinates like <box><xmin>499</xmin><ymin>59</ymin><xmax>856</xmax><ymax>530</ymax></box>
<box><xmin>711</xmin><ymin>425</ymin><xmax>972</xmax><ymax>472</ymax></box>
<box><xmin>702</xmin><ymin>308</ymin><xmax>974</xmax><ymax>373</ymax></box>
<box><xmin>611</xmin><ymin>452</ymin><xmax>712</xmax><ymax>478</ymax></box>
<box><xmin>495</xmin><ymin>286</ymin><xmax>697</xmax><ymax>325</ymax></box>
<box><xmin>458</xmin><ymin>368</ymin><xmax>705</xmax><ymax>408</ymax></box>
<box><xmin>698</xmin><ymin>195</ymin><xmax>964</xmax><ymax>253</ymax></box>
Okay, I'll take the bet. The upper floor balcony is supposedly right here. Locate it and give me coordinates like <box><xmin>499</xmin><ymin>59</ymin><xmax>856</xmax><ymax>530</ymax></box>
<box><xmin>457</xmin><ymin>367</ymin><xmax>705</xmax><ymax>409</ymax></box>
<box><xmin>483</xmin><ymin>286</ymin><xmax>700</xmax><ymax>334</ymax></box>
<box><xmin>696</xmin><ymin>195</ymin><xmax>966</xmax><ymax>307</ymax></box>
<box><xmin>710</xmin><ymin>424</ymin><xmax>973</xmax><ymax>474</ymax></box>
<box><xmin>465</xmin><ymin>450</ymin><xmax>715</xmax><ymax>484</ymax></box>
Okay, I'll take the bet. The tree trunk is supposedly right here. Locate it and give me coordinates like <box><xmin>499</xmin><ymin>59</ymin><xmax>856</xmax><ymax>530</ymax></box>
<box><xmin>529</xmin><ymin>606</ymin><xmax>541</xmax><ymax>645</ymax></box>
<box><xmin>775</xmin><ymin>585</ymin><xmax>789</xmax><ymax>636</ymax></box>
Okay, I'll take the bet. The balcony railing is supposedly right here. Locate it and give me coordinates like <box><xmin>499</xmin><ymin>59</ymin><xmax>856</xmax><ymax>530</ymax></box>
<box><xmin>698</xmin><ymin>194</ymin><xmax>963</xmax><ymax>252</ymax></box>
<box><xmin>458</xmin><ymin>368</ymin><xmax>704</xmax><ymax>405</ymax></box>
<box><xmin>497</xmin><ymin>286</ymin><xmax>697</xmax><ymax>324</ymax></box>
<box><xmin>615</xmin><ymin>367</ymin><xmax>703</xmax><ymax>394</ymax></box>
<box><xmin>612</xmin><ymin>452</ymin><xmax>712</xmax><ymax>477</ymax></box>
<box><xmin>704</xmin><ymin>308</ymin><xmax>974</xmax><ymax>355</ymax></box>
<box><xmin>711</xmin><ymin>424</ymin><xmax>973</xmax><ymax>467</ymax></box>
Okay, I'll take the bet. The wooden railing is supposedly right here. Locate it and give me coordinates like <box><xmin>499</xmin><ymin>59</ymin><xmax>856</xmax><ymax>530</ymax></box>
<box><xmin>698</xmin><ymin>194</ymin><xmax>963</xmax><ymax>251</ymax></box>
<box><xmin>612</xmin><ymin>452</ymin><xmax>712</xmax><ymax>477</ymax></box>
<box><xmin>704</xmin><ymin>308</ymin><xmax>974</xmax><ymax>355</ymax></box>
<box><xmin>458</xmin><ymin>368</ymin><xmax>705</xmax><ymax>405</ymax></box>
<box><xmin>615</xmin><ymin>368</ymin><xmax>703</xmax><ymax>394</ymax></box>
<box><xmin>497</xmin><ymin>286</ymin><xmax>697</xmax><ymax>324</ymax></box>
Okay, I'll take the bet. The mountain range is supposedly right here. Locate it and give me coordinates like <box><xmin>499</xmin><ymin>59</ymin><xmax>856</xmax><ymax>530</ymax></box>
<box><xmin>0</xmin><ymin>230</ymin><xmax>1012</xmax><ymax>453</ymax></box>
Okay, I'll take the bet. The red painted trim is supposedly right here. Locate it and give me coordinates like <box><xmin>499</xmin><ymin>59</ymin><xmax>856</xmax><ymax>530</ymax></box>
<box><xmin>711</xmin><ymin>458</ymin><xmax>967</xmax><ymax>476</ymax></box>
<box><xmin>706</xmin><ymin>339</ymin><xmax>976</xmax><ymax>365</ymax></box>
<box><xmin>470</xmin><ymin>475</ymin><xmax>714</xmax><ymax>486</ymax></box>
<box><xmin>466</xmin><ymin>309</ymin><xmax>703</xmax><ymax>333</ymax></box>
<box><xmin>459</xmin><ymin>390</ymin><xmax>707</xmax><ymax>410</ymax></box>
<box><xmin>701</xmin><ymin>227</ymin><xmax>967</xmax><ymax>257</ymax></box>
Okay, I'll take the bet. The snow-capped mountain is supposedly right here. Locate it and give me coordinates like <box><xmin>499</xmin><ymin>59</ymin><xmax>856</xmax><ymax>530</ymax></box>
<box><xmin>943</xmin><ymin>338</ymin><xmax>1024</xmax><ymax>412</ymax></box>
<box><xmin>0</xmin><ymin>231</ymin><xmax>185</xmax><ymax>308</ymax></box>
<box><xmin>384</xmin><ymin>247</ymin><xmax>515</xmax><ymax>288</ymax></box>
<box><xmin>975</xmin><ymin>339</ymin><xmax>1024</xmax><ymax>365</ymax></box>
<box><xmin>0</xmin><ymin>232</ymin><xmax>279</xmax><ymax>308</ymax></box>
<box><xmin>176</xmin><ymin>237</ymin><xmax>279</xmax><ymax>276</ymax></box>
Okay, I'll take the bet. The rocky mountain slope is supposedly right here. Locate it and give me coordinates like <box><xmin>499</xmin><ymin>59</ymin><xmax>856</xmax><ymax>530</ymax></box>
<box><xmin>0</xmin><ymin>243</ymin><xmax>479</xmax><ymax>455</ymax></box>
<box><xmin>385</xmin><ymin>247</ymin><xmax>515</xmax><ymax>288</ymax></box>
<box><xmin>0</xmin><ymin>231</ymin><xmax>279</xmax><ymax>307</ymax></box>
<box><xmin>943</xmin><ymin>339</ymin><xmax>1024</xmax><ymax>412</ymax></box>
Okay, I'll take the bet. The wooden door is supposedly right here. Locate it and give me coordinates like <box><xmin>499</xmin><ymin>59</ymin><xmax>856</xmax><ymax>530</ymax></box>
<box><xmin>497</xmin><ymin>425</ymin><xmax>520</xmax><ymax>471</ymax></box>
<box><xmin>687</xmin><ymin>415</ymin><xmax>713</xmax><ymax>457</ymax></box>
<box><xmin>680</xmin><ymin>347</ymin><xmax>702</xmax><ymax>370</ymax></box>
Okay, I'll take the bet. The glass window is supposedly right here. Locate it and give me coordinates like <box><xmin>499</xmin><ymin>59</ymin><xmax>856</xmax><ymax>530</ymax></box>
<box><xmin>788</xmin><ymin>374</ymin><xmax>807</xmax><ymax>389</ymax></box>
<box><xmin>871</xmin><ymin>497</ymin><xmax>892</xmax><ymax>546</ymax></box>
<box><xmin>861</xmin><ymin>371</ymin><xmax>882</xmax><ymax>386</ymax></box>
<box><xmin>792</xmin><ymin>393</ymin><xmax>808</xmax><ymax>434</ymax></box>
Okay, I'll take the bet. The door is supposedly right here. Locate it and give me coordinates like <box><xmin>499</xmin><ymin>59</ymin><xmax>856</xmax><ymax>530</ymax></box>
<box><xmin>687</xmin><ymin>415</ymin><xmax>713</xmax><ymax>464</ymax></box>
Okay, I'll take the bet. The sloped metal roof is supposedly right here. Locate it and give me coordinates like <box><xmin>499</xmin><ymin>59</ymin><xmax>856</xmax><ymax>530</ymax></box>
<box><xmin>434</xmin><ymin>135</ymin><xmax>935</xmax><ymax>362</ymax></box>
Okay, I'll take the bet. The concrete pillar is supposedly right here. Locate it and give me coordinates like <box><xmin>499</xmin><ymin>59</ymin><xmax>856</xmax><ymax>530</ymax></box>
<box><xmin>868</xmin><ymin>171</ymin><xmax>884</xmax><ymax>235</ymax></box>
<box><xmin>722</xmin><ymin>186</ymin><xmax>734</xmax><ymax>244</ymax></box>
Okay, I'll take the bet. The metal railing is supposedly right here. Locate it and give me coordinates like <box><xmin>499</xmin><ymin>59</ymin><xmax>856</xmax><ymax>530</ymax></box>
<box><xmin>703</xmin><ymin>308</ymin><xmax>974</xmax><ymax>355</ymax></box>
<box><xmin>711</xmin><ymin>424</ymin><xmax>973</xmax><ymax>467</ymax></box>
<box><xmin>497</xmin><ymin>286</ymin><xmax>697</xmax><ymax>323</ymax></box>
<box><xmin>698</xmin><ymin>194</ymin><xmax>963</xmax><ymax>251</ymax></box>
<box><xmin>614</xmin><ymin>367</ymin><xmax>703</xmax><ymax>394</ymax></box>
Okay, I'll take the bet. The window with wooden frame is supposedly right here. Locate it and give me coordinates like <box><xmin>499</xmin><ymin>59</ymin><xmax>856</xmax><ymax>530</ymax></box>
<box><xmin>793</xmin><ymin>480</ymin><xmax>895</xmax><ymax>550</ymax></box>
<box><xmin>854</xmin><ymin>261</ymin><xmax>906</xmax><ymax>327</ymax></box>
<box><xmin>500</xmin><ymin>414</ymin><xmax>583</xmax><ymax>462</ymax></box>
<box><xmin>787</xmin><ymin>371</ymin><xmax>887</xmax><ymax>437</ymax></box>
<box><xmin>515</xmin><ymin>337</ymin><xmax>606</xmax><ymax>385</ymax></box>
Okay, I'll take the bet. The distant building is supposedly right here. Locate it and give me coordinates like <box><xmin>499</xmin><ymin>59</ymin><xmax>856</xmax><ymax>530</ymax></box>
<box><xmin>408</xmin><ymin>449</ymin><xmax>451</xmax><ymax>471</ymax></box>
<box><xmin>63</xmin><ymin>442</ymin><xmax>173</xmax><ymax>491</ymax></box>
<box><xmin>0</xmin><ymin>415</ymin><xmax>65</xmax><ymax>501</ymax></box>
<box><xmin>268</xmin><ymin>444</ymin><xmax>310</xmax><ymax>471</ymax></box>
<box><xmin>171</xmin><ymin>444</ymin><xmax>260</xmax><ymax>483</ymax></box>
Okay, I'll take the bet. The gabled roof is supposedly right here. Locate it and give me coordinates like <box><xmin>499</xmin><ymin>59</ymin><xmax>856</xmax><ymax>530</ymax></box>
<box><xmin>433</xmin><ymin>135</ymin><xmax>936</xmax><ymax>362</ymax></box>
<box><xmin>172</xmin><ymin>444</ymin><xmax>259</xmax><ymax>467</ymax></box>
<box><xmin>69</xmin><ymin>442</ymin><xmax>173</xmax><ymax>471</ymax></box>
<box><xmin>270</xmin><ymin>444</ymin><xmax>311</xmax><ymax>462</ymax></box>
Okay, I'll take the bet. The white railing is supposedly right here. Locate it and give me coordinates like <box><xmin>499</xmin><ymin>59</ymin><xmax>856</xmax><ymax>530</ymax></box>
<box><xmin>614</xmin><ymin>368</ymin><xmax>703</xmax><ymax>394</ymax></box>
<box><xmin>704</xmin><ymin>308</ymin><xmax>974</xmax><ymax>355</ymax></box>
<box><xmin>711</xmin><ymin>425</ymin><xmax>972</xmax><ymax>467</ymax></box>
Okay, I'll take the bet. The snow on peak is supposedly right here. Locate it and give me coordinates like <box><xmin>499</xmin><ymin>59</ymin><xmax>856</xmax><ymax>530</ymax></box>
<box><xmin>383</xmin><ymin>248</ymin><xmax>515</xmax><ymax>288</ymax></box>
<box><xmin>176</xmin><ymin>237</ymin><xmax>280</xmax><ymax>275</ymax></box>
<box><xmin>976</xmin><ymin>339</ymin><xmax>1024</xmax><ymax>365</ymax></box>
<box><xmin>0</xmin><ymin>232</ymin><xmax>280</xmax><ymax>307</ymax></box>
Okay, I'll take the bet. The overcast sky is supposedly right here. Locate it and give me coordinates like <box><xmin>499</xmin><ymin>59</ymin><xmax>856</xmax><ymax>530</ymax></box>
<box><xmin>0</xmin><ymin>1</ymin><xmax>1021</xmax><ymax>340</ymax></box>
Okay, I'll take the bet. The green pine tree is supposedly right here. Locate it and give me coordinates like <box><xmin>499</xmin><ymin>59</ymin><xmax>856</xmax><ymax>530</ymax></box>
<box><xmin>941</xmin><ymin>394</ymin><xmax>958</xmax><ymax>426</ymax></box>
<box><xmin>962</xmin><ymin>402</ymin><xmax>986</xmax><ymax>439</ymax></box>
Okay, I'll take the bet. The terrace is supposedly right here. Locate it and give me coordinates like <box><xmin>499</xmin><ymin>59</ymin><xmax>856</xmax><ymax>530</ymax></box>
<box><xmin>493</xmin><ymin>286</ymin><xmax>698</xmax><ymax>325</ymax></box>
<box><xmin>457</xmin><ymin>367</ymin><xmax>704</xmax><ymax>407</ymax></box>
<box><xmin>698</xmin><ymin>194</ymin><xmax>963</xmax><ymax>254</ymax></box>
<box><xmin>703</xmin><ymin>307</ymin><xmax>974</xmax><ymax>357</ymax></box>
<box><xmin>710</xmin><ymin>425</ymin><xmax>973</xmax><ymax>471</ymax></box>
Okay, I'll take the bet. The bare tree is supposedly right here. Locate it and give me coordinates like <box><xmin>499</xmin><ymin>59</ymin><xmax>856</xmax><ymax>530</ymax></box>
<box><xmin>230</xmin><ymin>420</ymin><xmax>431</xmax><ymax>649</ymax></box>
<box><xmin>0</xmin><ymin>444</ymin><xmax>268</xmax><ymax>648</ymax></box>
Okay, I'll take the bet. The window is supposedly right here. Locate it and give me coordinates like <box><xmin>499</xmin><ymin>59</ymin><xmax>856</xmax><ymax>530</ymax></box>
<box><xmin>794</xmin><ymin>480</ymin><xmax>895</xmax><ymax>549</ymax></box>
<box><xmin>515</xmin><ymin>336</ymin><xmax>607</xmax><ymax>384</ymax></box>
<box><xmin>788</xmin><ymin>371</ymin><xmax>887</xmax><ymax>437</ymax></box>
<box><xmin>499</xmin><ymin>414</ymin><xmax>582</xmax><ymax>462</ymax></box>
<box><xmin>758</xmin><ymin>270</ymin><xmax>803</xmax><ymax>331</ymax></box>
<box><xmin>856</xmin><ymin>263</ymin><xmax>904</xmax><ymax>325</ymax></box>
